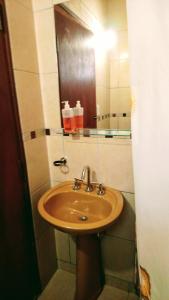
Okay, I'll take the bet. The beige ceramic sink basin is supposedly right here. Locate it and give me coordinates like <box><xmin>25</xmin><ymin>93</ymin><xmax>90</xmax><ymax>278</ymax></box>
<box><xmin>38</xmin><ymin>181</ymin><xmax>124</xmax><ymax>234</ymax></box>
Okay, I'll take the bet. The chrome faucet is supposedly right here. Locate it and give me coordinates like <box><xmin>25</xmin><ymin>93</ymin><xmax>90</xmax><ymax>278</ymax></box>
<box><xmin>73</xmin><ymin>166</ymin><xmax>106</xmax><ymax>194</ymax></box>
<box><xmin>81</xmin><ymin>166</ymin><xmax>93</xmax><ymax>192</ymax></box>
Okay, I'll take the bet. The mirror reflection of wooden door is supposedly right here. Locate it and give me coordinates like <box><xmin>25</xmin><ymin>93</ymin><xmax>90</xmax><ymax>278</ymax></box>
<box><xmin>54</xmin><ymin>5</ymin><xmax>96</xmax><ymax>129</ymax></box>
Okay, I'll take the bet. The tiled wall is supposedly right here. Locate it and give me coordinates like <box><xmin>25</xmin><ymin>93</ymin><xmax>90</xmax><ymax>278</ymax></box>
<box><xmin>48</xmin><ymin>136</ymin><xmax>133</xmax><ymax>192</ymax></box>
<box><xmin>32</xmin><ymin>0</ymin><xmax>135</xmax><ymax>292</ymax></box>
<box><xmin>47</xmin><ymin>134</ymin><xmax>135</xmax><ymax>291</ymax></box>
<box><xmin>108</xmin><ymin>0</ymin><xmax>131</xmax><ymax>129</ymax></box>
<box><xmin>5</xmin><ymin>0</ymin><xmax>135</xmax><ymax>293</ymax></box>
<box><xmin>5</xmin><ymin>0</ymin><xmax>57</xmax><ymax>289</ymax></box>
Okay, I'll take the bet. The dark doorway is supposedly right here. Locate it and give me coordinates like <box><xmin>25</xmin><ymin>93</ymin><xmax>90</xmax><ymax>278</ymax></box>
<box><xmin>54</xmin><ymin>5</ymin><xmax>97</xmax><ymax>128</ymax></box>
<box><xmin>0</xmin><ymin>1</ymin><xmax>40</xmax><ymax>299</ymax></box>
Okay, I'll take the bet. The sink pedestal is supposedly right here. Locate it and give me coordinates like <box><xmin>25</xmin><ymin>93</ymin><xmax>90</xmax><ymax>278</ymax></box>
<box><xmin>38</xmin><ymin>181</ymin><xmax>124</xmax><ymax>299</ymax></box>
<box><xmin>75</xmin><ymin>234</ymin><xmax>105</xmax><ymax>300</ymax></box>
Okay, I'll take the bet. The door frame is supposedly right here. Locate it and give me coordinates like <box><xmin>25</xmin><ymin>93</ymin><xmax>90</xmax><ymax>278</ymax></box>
<box><xmin>0</xmin><ymin>0</ymin><xmax>41</xmax><ymax>296</ymax></box>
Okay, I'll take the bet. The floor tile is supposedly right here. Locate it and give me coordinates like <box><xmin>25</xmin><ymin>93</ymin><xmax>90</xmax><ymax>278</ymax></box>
<box><xmin>38</xmin><ymin>270</ymin><xmax>75</xmax><ymax>300</ymax></box>
<box><xmin>38</xmin><ymin>270</ymin><xmax>130</xmax><ymax>300</ymax></box>
<box><xmin>128</xmin><ymin>293</ymin><xmax>139</xmax><ymax>300</ymax></box>
<box><xmin>98</xmin><ymin>285</ymin><xmax>128</xmax><ymax>300</ymax></box>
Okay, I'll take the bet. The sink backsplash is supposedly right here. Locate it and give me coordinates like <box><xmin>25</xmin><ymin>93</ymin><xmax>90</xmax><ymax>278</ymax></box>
<box><xmin>48</xmin><ymin>135</ymin><xmax>134</xmax><ymax>193</ymax></box>
<box><xmin>48</xmin><ymin>134</ymin><xmax>136</xmax><ymax>291</ymax></box>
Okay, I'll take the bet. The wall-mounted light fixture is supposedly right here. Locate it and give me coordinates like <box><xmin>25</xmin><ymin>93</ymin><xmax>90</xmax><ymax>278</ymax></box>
<box><xmin>88</xmin><ymin>29</ymin><xmax>117</xmax><ymax>51</ymax></box>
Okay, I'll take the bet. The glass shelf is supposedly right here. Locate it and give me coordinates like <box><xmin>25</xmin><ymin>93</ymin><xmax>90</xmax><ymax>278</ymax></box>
<box><xmin>49</xmin><ymin>128</ymin><xmax>132</xmax><ymax>139</ymax></box>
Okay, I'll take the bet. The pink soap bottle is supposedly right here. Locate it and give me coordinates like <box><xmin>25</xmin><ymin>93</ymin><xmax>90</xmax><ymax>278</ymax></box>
<box><xmin>61</xmin><ymin>101</ymin><xmax>75</xmax><ymax>133</ymax></box>
<box><xmin>74</xmin><ymin>100</ymin><xmax>84</xmax><ymax>129</ymax></box>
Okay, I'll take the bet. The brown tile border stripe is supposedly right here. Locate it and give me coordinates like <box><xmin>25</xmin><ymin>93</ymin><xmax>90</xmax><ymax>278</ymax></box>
<box><xmin>22</xmin><ymin>128</ymin><xmax>45</xmax><ymax>142</ymax></box>
<box><xmin>45</xmin><ymin>128</ymin><xmax>51</xmax><ymax>135</ymax></box>
<box><xmin>22</xmin><ymin>128</ymin><xmax>132</xmax><ymax>141</ymax></box>
<box><xmin>30</xmin><ymin>131</ymin><xmax>36</xmax><ymax>139</ymax></box>
<box><xmin>97</xmin><ymin>112</ymin><xmax>131</xmax><ymax>122</ymax></box>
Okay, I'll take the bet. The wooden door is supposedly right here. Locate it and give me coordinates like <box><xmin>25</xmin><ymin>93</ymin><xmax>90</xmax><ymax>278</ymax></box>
<box><xmin>0</xmin><ymin>1</ymin><xmax>40</xmax><ymax>299</ymax></box>
<box><xmin>54</xmin><ymin>5</ymin><xmax>97</xmax><ymax>128</ymax></box>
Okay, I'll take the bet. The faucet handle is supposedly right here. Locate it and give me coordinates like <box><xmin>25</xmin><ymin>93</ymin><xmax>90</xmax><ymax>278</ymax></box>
<box><xmin>90</xmin><ymin>182</ymin><xmax>106</xmax><ymax>195</ymax></box>
<box><xmin>96</xmin><ymin>183</ymin><xmax>105</xmax><ymax>195</ymax></box>
<box><xmin>73</xmin><ymin>178</ymin><xmax>83</xmax><ymax>190</ymax></box>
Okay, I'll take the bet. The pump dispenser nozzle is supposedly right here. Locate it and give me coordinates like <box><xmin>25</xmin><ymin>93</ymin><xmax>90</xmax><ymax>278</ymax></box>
<box><xmin>76</xmin><ymin>100</ymin><xmax>81</xmax><ymax>108</ymax></box>
<box><xmin>61</xmin><ymin>101</ymin><xmax>70</xmax><ymax>109</ymax></box>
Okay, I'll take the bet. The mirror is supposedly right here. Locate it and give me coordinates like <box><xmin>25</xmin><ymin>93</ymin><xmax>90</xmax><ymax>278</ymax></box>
<box><xmin>54</xmin><ymin>0</ymin><xmax>131</xmax><ymax>131</ymax></box>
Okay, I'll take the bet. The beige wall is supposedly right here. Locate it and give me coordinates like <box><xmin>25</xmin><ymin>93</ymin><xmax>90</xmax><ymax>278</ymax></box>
<box><xmin>108</xmin><ymin>0</ymin><xmax>131</xmax><ymax>129</ymax></box>
<box><xmin>34</xmin><ymin>1</ymin><xmax>135</xmax><ymax>289</ymax></box>
<box><xmin>5</xmin><ymin>0</ymin><xmax>135</xmax><ymax>293</ymax></box>
<box><xmin>32</xmin><ymin>0</ymin><xmax>135</xmax><ymax>291</ymax></box>
<box><xmin>5</xmin><ymin>0</ymin><xmax>57</xmax><ymax>288</ymax></box>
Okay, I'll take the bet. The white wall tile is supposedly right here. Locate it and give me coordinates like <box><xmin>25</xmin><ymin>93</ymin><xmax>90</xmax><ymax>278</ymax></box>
<box><xmin>55</xmin><ymin>230</ymin><xmax>70</xmax><ymax>262</ymax></box>
<box><xmin>31</xmin><ymin>181</ymin><xmax>51</xmax><ymax>239</ymax></box>
<box><xmin>46</xmin><ymin>135</ymin><xmax>65</xmax><ymax>182</ymax></box>
<box><xmin>110</xmin><ymin>117</ymin><xmax>118</xmax><ymax>129</ymax></box>
<box><xmin>16</xmin><ymin>0</ymin><xmax>33</xmax><ymax>9</ymax></box>
<box><xmin>119</xmin><ymin>31</ymin><xmax>129</xmax><ymax>58</ymax></box>
<box><xmin>107</xmin><ymin>192</ymin><xmax>135</xmax><ymax>241</ymax></box>
<box><xmin>101</xmin><ymin>235</ymin><xmax>135</xmax><ymax>282</ymax></box>
<box><xmin>110</xmin><ymin>60</ymin><xmax>119</xmax><ymax>88</ymax></box>
<box><xmin>119</xmin><ymin>60</ymin><xmax>130</xmax><ymax>87</ymax></box>
<box><xmin>40</xmin><ymin>73</ymin><xmax>61</xmax><ymax>128</ymax></box>
<box><xmin>6</xmin><ymin>0</ymin><xmax>38</xmax><ymax>72</ymax></box>
<box><xmin>96</xmin><ymin>139</ymin><xmax>134</xmax><ymax>192</ymax></box>
<box><xmin>48</xmin><ymin>136</ymin><xmax>133</xmax><ymax>193</ymax></box>
<box><xmin>118</xmin><ymin>117</ymin><xmax>131</xmax><ymax>130</ymax></box>
<box><xmin>36</xmin><ymin>227</ymin><xmax>57</xmax><ymax>288</ymax></box>
<box><xmin>14</xmin><ymin>71</ymin><xmax>45</xmax><ymax>132</ymax></box>
<box><xmin>33</xmin><ymin>0</ymin><xmax>53</xmax><ymax>11</ymax></box>
<box><xmin>81</xmin><ymin>0</ymin><xmax>107</xmax><ymax>25</ymax></box>
<box><xmin>110</xmin><ymin>89</ymin><xmax>121</xmax><ymax>113</ymax></box>
<box><xmin>53</xmin><ymin>0</ymin><xmax>69</xmax><ymax>5</ymax></box>
<box><xmin>5</xmin><ymin>0</ymin><xmax>38</xmax><ymax>72</ymax></box>
<box><xmin>35</xmin><ymin>8</ymin><xmax>58</xmax><ymax>73</ymax></box>
<box><xmin>107</xmin><ymin>0</ymin><xmax>128</xmax><ymax>31</ymax></box>
<box><xmin>24</xmin><ymin>137</ymin><xmax>50</xmax><ymax>192</ymax></box>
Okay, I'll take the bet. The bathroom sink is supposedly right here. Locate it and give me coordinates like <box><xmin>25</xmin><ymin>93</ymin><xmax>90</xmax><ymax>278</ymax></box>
<box><xmin>38</xmin><ymin>181</ymin><xmax>124</xmax><ymax>299</ymax></box>
<box><xmin>38</xmin><ymin>181</ymin><xmax>124</xmax><ymax>234</ymax></box>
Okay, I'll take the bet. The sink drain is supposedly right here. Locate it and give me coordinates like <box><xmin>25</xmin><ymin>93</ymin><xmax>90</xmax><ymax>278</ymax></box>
<box><xmin>79</xmin><ymin>215</ymin><xmax>88</xmax><ymax>221</ymax></box>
